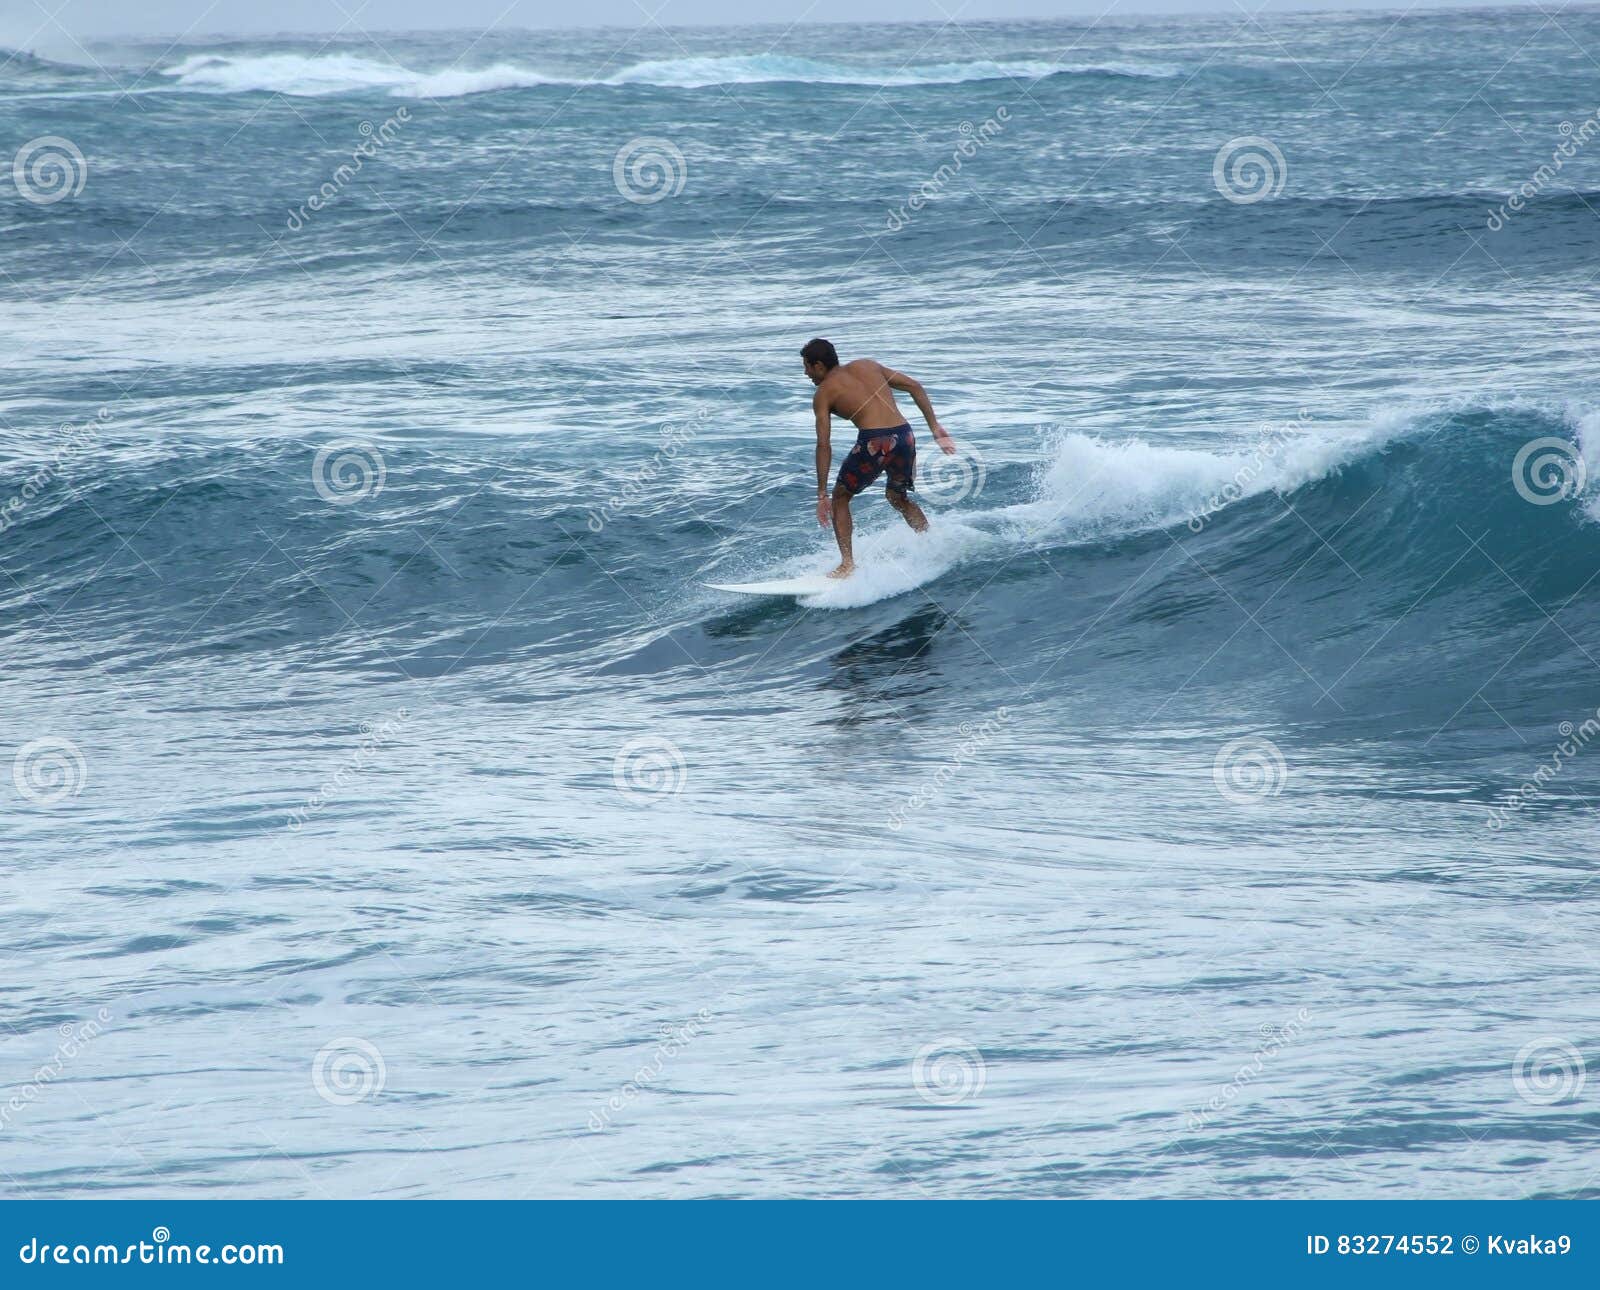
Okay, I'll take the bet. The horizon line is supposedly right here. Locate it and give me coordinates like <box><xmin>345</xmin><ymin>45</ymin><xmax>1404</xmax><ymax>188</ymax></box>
<box><xmin>30</xmin><ymin>0</ymin><xmax>1583</xmax><ymax>46</ymax></box>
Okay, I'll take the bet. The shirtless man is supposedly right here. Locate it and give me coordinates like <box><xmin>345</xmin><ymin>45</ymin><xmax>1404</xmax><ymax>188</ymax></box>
<box><xmin>801</xmin><ymin>337</ymin><xmax>957</xmax><ymax>578</ymax></box>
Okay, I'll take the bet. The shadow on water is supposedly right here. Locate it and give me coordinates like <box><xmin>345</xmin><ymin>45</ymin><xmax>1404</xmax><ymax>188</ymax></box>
<box><xmin>822</xmin><ymin>605</ymin><xmax>954</xmax><ymax>725</ymax></box>
<box><xmin>588</xmin><ymin>584</ymin><xmax>810</xmax><ymax>678</ymax></box>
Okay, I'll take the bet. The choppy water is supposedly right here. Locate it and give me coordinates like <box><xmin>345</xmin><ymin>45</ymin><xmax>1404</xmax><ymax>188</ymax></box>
<box><xmin>3</xmin><ymin>8</ymin><xmax>1600</xmax><ymax>1198</ymax></box>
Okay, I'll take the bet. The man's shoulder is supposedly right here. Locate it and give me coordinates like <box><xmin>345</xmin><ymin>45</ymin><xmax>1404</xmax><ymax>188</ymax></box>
<box><xmin>837</xmin><ymin>357</ymin><xmax>884</xmax><ymax>379</ymax></box>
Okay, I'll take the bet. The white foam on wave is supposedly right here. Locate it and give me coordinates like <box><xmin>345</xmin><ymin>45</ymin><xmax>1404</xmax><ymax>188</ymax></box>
<box><xmin>163</xmin><ymin>52</ymin><xmax>413</xmax><ymax>94</ymax></box>
<box><xmin>727</xmin><ymin>420</ymin><xmax>1387</xmax><ymax>611</ymax></box>
<box><xmin>408</xmin><ymin>63</ymin><xmax>559</xmax><ymax>96</ymax></box>
<box><xmin>603</xmin><ymin>55</ymin><xmax>1181</xmax><ymax>88</ymax></box>
<box><xmin>1569</xmin><ymin>406</ymin><xmax>1600</xmax><ymax>523</ymax></box>
<box><xmin>794</xmin><ymin>517</ymin><xmax>1004</xmax><ymax>609</ymax></box>
<box><xmin>1015</xmin><ymin>426</ymin><xmax>1370</xmax><ymax>540</ymax></box>
<box><xmin>156</xmin><ymin>50</ymin><xmax>1181</xmax><ymax>98</ymax></box>
<box><xmin>161</xmin><ymin>51</ymin><xmax>562</xmax><ymax>96</ymax></box>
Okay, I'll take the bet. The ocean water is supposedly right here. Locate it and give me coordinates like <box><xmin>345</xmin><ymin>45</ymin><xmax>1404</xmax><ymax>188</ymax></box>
<box><xmin>4</xmin><ymin>7</ymin><xmax>1600</xmax><ymax>1199</ymax></box>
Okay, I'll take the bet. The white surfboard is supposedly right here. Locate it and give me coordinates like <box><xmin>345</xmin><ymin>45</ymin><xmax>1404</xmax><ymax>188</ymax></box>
<box><xmin>705</xmin><ymin>574</ymin><xmax>838</xmax><ymax>598</ymax></box>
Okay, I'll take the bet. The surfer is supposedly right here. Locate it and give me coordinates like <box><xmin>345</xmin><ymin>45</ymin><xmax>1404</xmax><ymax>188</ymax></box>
<box><xmin>802</xmin><ymin>337</ymin><xmax>958</xmax><ymax>578</ymax></box>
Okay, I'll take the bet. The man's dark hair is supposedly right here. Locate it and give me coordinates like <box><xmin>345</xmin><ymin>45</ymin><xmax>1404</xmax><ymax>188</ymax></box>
<box><xmin>801</xmin><ymin>338</ymin><xmax>839</xmax><ymax>370</ymax></box>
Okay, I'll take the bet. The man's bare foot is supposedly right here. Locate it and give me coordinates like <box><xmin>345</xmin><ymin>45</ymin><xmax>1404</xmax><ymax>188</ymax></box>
<box><xmin>827</xmin><ymin>560</ymin><xmax>855</xmax><ymax>580</ymax></box>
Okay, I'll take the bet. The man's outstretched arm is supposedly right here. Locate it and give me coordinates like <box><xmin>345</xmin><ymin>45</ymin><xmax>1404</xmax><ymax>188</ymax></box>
<box><xmin>814</xmin><ymin>388</ymin><xmax>833</xmax><ymax>527</ymax></box>
<box><xmin>884</xmin><ymin>365</ymin><xmax>957</xmax><ymax>454</ymax></box>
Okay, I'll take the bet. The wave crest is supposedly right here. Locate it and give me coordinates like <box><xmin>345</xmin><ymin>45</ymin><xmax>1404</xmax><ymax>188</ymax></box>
<box><xmin>722</xmin><ymin>401</ymin><xmax>1600</xmax><ymax>611</ymax></box>
<box><xmin>155</xmin><ymin>50</ymin><xmax>1182</xmax><ymax>98</ymax></box>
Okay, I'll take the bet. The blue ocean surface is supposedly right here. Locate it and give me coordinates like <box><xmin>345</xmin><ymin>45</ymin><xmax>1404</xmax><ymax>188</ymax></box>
<box><xmin>2</xmin><ymin>7</ymin><xmax>1599</xmax><ymax>1198</ymax></box>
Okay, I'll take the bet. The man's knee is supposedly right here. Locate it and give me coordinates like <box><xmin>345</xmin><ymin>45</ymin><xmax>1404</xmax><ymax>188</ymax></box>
<box><xmin>832</xmin><ymin>485</ymin><xmax>853</xmax><ymax>506</ymax></box>
<box><xmin>886</xmin><ymin>486</ymin><xmax>910</xmax><ymax>509</ymax></box>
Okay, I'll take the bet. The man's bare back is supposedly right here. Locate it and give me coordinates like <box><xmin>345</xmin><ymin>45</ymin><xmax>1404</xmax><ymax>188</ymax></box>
<box><xmin>799</xmin><ymin>338</ymin><xmax>959</xmax><ymax>579</ymax></box>
<box><xmin>813</xmin><ymin>358</ymin><xmax>914</xmax><ymax>431</ymax></box>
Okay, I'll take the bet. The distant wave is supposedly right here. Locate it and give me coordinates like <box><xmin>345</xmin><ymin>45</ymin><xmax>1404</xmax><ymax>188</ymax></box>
<box><xmin>159</xmin><ymin>52</ymin><xmax>554</xmax><ymax>97</ymax></box>
<box><xmin>600</xmin><ymin>54</ymin><xmax>1182</xmax><ymax>88</ymax></box>
<box><xmin>156</xmin><ymin>51</ymin><xmax>1183</xmax><ymax>98</ymax></box>
<box><xmin>0</xmin><ymin>45</ymin><xmax>100</xmax><ymax>76</ymax></box>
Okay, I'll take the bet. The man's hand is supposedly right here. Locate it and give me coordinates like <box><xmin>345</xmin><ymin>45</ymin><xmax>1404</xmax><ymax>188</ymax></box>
<box><xmin>932</xmin><ymin>422</ymin><xmax>958</xmax><ymax>455</ymax></box>
<box><xmin>816</xmin><ymin>493</ymin><xmax>832</xmax><ymax>528</ymax></box>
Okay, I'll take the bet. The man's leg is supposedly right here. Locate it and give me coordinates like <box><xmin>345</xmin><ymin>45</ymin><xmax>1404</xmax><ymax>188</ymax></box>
<box><xmin>829</xmin><ymin>486</ymin><xmax>855</xmax><ymax>578</ymax></box>
<box><xmin>887</xmin><ymin>487</ymin><xmax>929</xmax><ymax>533</ymax></box>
